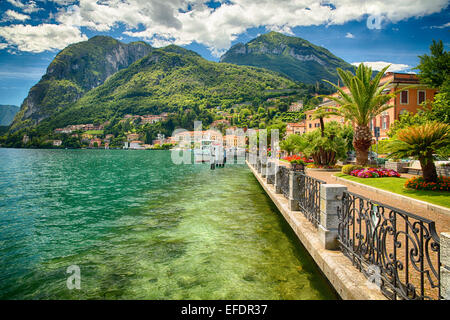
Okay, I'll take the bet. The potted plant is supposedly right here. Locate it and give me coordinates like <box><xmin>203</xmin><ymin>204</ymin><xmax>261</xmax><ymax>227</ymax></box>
<box><xmin>290</xmin><ymin>159</ymin><xmax>306</xmax><ymax>171</ymax></box>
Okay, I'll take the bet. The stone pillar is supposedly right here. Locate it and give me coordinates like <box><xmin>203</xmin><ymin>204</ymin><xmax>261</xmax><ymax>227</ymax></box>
<box><xmin>319</xmin><ymin>184</ymin><xmax>347</xmax><ymax>250</ymax></box>
<box><xmin>288</xmin><ymin>170</ymin><xmax>302</xmax><ymax>211</ymax></box>
<box><xmin>441</xmin><ymin>232</ymin><xmax>450</xmax><ymax>300</ymax></box>
<box><xmin>266</xmin><ymin>161</ymin><xmax>275</xmax><ymax>184</ymax></box>
<box><xmin>261</xmin><ymin>162</ymin><xmax>267</xmax><ymax>178</ymax></box>
<box><xmin>274</xmin><ymin>165</ymin><xmax>282</xmax><ymax>194</ymax></box>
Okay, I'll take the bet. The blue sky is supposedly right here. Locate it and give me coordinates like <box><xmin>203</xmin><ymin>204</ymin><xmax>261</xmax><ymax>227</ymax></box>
<box><xmin>0</xmin><ymin>0</ymin><xmax>449</xmax><ymax>106</ymax></box>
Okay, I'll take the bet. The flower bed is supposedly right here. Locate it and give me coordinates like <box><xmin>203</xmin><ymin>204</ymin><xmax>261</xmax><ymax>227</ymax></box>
<box><xmin>350</xmin><ymin>167</ymin><xmax>401</xmax><ymax>178</ymax></box>
<box><xmin>404</xmin><ymin>176</ymin><xmax>450</xmax><ymax>191</ymax></box>
<box><xmin>282</xmin><ymin>155</ymin><xmax>313</xmax><ymax>163</ymax></box>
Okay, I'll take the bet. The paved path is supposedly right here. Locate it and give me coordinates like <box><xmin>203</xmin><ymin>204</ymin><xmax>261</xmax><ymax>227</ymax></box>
<box><xmin>306</xmin><ymin>169</ymin><xmax>450</xmax><ymax>234</ymax></box>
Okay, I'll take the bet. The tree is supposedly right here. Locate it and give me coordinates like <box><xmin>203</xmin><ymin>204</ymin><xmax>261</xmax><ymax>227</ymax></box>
<box><xmin>387</xmin><ymin>123</ymin><xmax>450</xmax><ymax>182</ymax></box>
<box><xmin>414</xmin><ymin>40</ymin><xmax>450</xmax><ymax>89</ymax></box>
<box><xmin>299</xmin><ymin>122</ymin><xmax>348</xmax><ymax>166</ymax></box>
<box><xmin>323</xmin><ymin>63</ymin><xmax>400</xmax><ymax>166</ymax></box>
<box><xmin>280</xmin><ymin>134</ymin><xmax>304</xmax><ymax>155</ymax></box>
<box><xmin>311</xmin><ymin>106</ymin><xmax>339</xmax><ymax>137</ymax></box>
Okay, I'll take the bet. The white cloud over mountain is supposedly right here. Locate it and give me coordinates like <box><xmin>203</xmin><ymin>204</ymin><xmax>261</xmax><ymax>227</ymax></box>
<box><xmin>0</xmin><ymin>0</ymin><xmax>448</xmax><ymax>54</ymax></box>
<box><xmin>0</xmin><ymin>23</ymin><xmax>88</xmax><ymax>53</ymax></box>
<box><xmin>351</xmin><ymin>61</ymin><xmax>411</xmax><ymax>72</ymax></box>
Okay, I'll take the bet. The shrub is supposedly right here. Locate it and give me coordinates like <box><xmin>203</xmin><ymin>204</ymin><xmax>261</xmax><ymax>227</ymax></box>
<box><xmin>342</xmin><ymin>164</ymin><xmax>363</xmax><ymax>175</ymax></box>
<box><xmin>405</xmin><ymin>176</ymin><xmax>450</xmax><ymax>191</ymax></box>
<box><xmin>350</xmin><ymin>167</ymin><xmax>401</xmax><ymax>178</ymax></box>
<box><xmin>290</xmin><ymin>159</ymin><xmax>306</xmax><ymax>165</ymax></box>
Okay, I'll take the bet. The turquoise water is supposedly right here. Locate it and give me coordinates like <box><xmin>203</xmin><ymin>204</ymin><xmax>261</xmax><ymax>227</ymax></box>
<box><xmin>0</xmin><ymin>148</ymin><xmax>337</xmax><ymax>299</ymax></box>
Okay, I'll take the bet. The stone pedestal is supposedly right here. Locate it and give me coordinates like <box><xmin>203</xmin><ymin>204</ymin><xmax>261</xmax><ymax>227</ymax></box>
<box><xmin>319</xmin><ymin>184</ymin><xmax>347</xmax><ymax>250</ymax></box>
<box><xmin>261</xmin><ymin>162</ymin><xmax>267</xmax><ymax>178</ymax></box>
<box><xmin>441</xmin><ymin>232</ymin><xmax>450</xmax><ymax>300</ymax></box>
<box><xmin>274</xmin><ymin>165</ymin><xmax>282</xmax><ymax>194</ymax></box>
<box><xmin>288</xmin><ymin>170</ymin><xmax>302</xmax><ymax>211</ymax></box>
<box><xmin>266</xmin><ymin>161</ymin><xmax>276</xmax><ymax>184</ymax></box>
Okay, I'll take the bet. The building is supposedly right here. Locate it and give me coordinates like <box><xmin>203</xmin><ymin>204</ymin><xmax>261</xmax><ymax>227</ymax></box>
<box><xmin>89</xmin><ymin>138</ymin><xmax>102</xmax><ymax>148</ymax></box>
<box><xmin>286</xmin><ymin>121</ymin><xmax>307</xmax><ymax>136</ymax></box>
<box><xmin>224</xmin><ymin>134</ymin><xmax>246</xmax><ymax>148</ymax></box>
<box><xmin>129</xmin><ymin>140</ymin><xmax>144</xmax><ymax>149</ymax></box>
<box><xmin>53</xmin><ymin>140</ymin><xmax>62</xmax><ymax>146</ymax></box>
<box><xmin>304</xmin><ymin>107</ymin><xmax>347</xmax><ymax>133</ymax></box>
<box><xmin>126</xmin><ymin>133</ymin><xmax>141</xmax><ymax>141</ymax></box>
<box><xmin>141</xmin><ymin>115</ymin><xmax>163</xmax><ymax>124</ymax></box>
<box><xmin>306</xmin><ymin>72</ymin><xmax>438</xmax><ymax>140</ymax></box>
<box><xmin>54</xmin><ymin>128</ymin><xmax>72</xmax><ymax>134</ymax></box>
<box><xmin>288</xmin><ymin>101</ymin><xmax>303</xmax><ymax>112</ymax></box>
<box><xmin>211</xmin><ymin>119</ymin><xmax>230</xmax><ymax>128</ymax></box>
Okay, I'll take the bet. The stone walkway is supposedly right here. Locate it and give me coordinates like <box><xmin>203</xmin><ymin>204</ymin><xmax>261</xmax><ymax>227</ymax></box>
<box><xmin>305</xmin><ymin>169</ymin><xmax>450</xmax><ymax>234</ymax></box>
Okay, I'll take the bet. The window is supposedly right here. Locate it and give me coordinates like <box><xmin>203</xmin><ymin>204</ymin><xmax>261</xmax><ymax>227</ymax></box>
<box><xmin>400</xmin><ymin>90</ymin><xmax>408</xmax><ymax>104</ymax></box>
<box><xmin>382</xmin><ymin>117</ymin><xmax>387</xmax><ymax>130</ymax></box>
<box><xmin>418</xmin><ymin>90</ymin><xmax>426</xmax><ymax>105</ymax></box>
<box><xmin>309</xmin><ymin>124</ymin><xmax>312</xmax><ymax>128</ymax></box>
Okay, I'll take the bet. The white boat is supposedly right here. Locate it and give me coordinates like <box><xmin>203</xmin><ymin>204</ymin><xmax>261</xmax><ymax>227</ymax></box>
<box><xmin>194</xmin><ymin>140</ymin><xmax>212</xmax><ymax>162</ymax></box>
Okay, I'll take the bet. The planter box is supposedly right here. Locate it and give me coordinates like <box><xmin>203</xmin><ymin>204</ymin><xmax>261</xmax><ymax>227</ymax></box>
<box><xmin>437</xmin><ymin>166</ymin><xmax>450</xmax><ymax>177</ymax></box>
<box><xmin>385</xmin><ymin>161</ymin><xmax>409</xmax><ymax>173</ymax></box>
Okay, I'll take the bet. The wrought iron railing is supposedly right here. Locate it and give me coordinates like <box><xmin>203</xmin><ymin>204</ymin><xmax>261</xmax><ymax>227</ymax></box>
<box><xmin>337</xmin><ymin>191</ymin><xmax>441</xmax><ymax>300</ymax></box>
<box><xmin>278</xmin><ymin>166</ymin><xmax>290</xmax><ymax>198</ymax></box>
<box><xmin>297</xmin><ymin>173</ymin><xmax>325</xmax><ymax>229</ymax></box>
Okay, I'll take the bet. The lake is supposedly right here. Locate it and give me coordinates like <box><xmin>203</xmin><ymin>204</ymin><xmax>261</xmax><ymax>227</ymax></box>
<box><xmin>0</xmin><ymin>148</ymin><xmax>337</xmax><ymax>299</ymax></box>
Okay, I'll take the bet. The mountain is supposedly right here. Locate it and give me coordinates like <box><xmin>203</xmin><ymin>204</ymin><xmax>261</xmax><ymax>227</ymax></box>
<box><xmin>220</xmin><ymin>31</ymin><xmax>353</xmax><ymax>84</ymax></box>
<box><xmin>11</xmin><ymin>36</ymin><xmax>153</xmax><ymax>131</ymax></box>
<box><xmin>0</xmin><ymin>105</ymin><xmax>19</xmax><ymax>126</ymax></box>
<box><xmin>43</xmin><ymin>45</ymin><xmax>296</xmax><ymax>128</ymax></box>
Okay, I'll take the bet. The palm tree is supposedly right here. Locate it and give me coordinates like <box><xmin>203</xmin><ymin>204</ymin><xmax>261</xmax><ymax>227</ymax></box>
<box><xmin>280</xmin><ymin>134</ymin><xmax>305</xmax><ymax>156</ymax></box>
<box><xmin>387</xmin><ymin>122</ymin><xmax>449</xmax><ymax>182</ymax></box>
<box><xmin>323</xmin><ymin>63</ymin><xmax>401</xmax><ymax>165</ymax></box>
<box><xmin>312</xmin><ymin>106</ymin><xmax>340</xmax><ymax>137</ymax></box>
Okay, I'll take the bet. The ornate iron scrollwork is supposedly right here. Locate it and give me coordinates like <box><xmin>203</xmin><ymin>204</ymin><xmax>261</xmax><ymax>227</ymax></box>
<box><xmin>337</xmin><ymin>191</ymin><xmax>441</xmax><ymax>300</ymax></box>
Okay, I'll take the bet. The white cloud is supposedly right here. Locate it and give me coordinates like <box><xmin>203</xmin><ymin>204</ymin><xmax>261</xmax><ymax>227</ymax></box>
<box><xmin>6</xmin><ymin>0</ymin><xmax>42</xmax><ymax>14</ymax></box>
<box><xmin>345</xmin><ymin>32</ymin><xmax>355</xmax><ymax>38</ymax></box>
<box><xmin>0</xmin><ymin>43</ymin><xmax>8</xmax><ymax>50</ymax></box>
<box><xmin>1</xmin><ymin>0</ymin><xmax>449</xmax><ymax>54</ymax></box>
<box><xmin>429</xmin><ymin>22</ymin><xmax>450</xmax><ymax>28</ymax></box>
<box><xmin>3</xmin><ymin>10</ymin><xmax>31</xmax><ymax>22</ymax></box>
<box><xmin>351</xmin><ymin>61</ymin><xmax>411</xmax><ymax>72</ymax></box>
<box><xmin>0</xmin><ymin>24</ymin><xmax>88</xmax><ymax>53</ymax></box>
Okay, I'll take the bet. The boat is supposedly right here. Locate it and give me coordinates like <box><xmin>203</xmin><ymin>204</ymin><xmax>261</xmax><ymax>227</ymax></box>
<box><xmin>194</xmin><ymin>139</ymin><xmax>212</xmax><ymax>162</ymax></box>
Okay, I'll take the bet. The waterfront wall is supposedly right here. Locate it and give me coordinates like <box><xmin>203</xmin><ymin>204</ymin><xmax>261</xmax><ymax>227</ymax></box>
<box><xmin>247</xmin><ymin>160</ymin><xmax>386</xmax><ymax>300</ymax></box>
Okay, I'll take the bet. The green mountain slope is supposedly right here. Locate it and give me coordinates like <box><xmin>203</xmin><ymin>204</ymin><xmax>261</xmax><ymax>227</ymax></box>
<box><xmin>220</xmin><ymin>31</ymin><xmax>353</xmax><ymax>84</ymax></box>
<box><xmin>11</xmin><ymin>36</ymin><xmax>153</xmax><ymax>131</ymax></box>
<box><xmin>43</xmin><ymin>45</ymin><xmax>296</xmax><ymax>128</ymax></box>
<box><xmin>0</xmin><ymin>105</ymin><xmax>19</xmax><ymax>126</ymax></box>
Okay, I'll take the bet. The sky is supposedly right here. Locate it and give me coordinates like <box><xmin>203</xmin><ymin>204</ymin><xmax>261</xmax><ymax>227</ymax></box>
<box><xmin>0</xmin><ymin>0</ymin><xmax>449</xmax><ymax>106</ymax></box>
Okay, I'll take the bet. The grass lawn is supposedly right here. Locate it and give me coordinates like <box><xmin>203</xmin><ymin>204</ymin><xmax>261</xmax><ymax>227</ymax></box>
<box><xmin>84</xmin><ymin>130</ymin><xmax>104</xmax><ymax>135</ymax></box>
<box><xmin>335</xmin><ymin>173</ymin><xmax>450</xmax><ymax>208</ymax></box>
